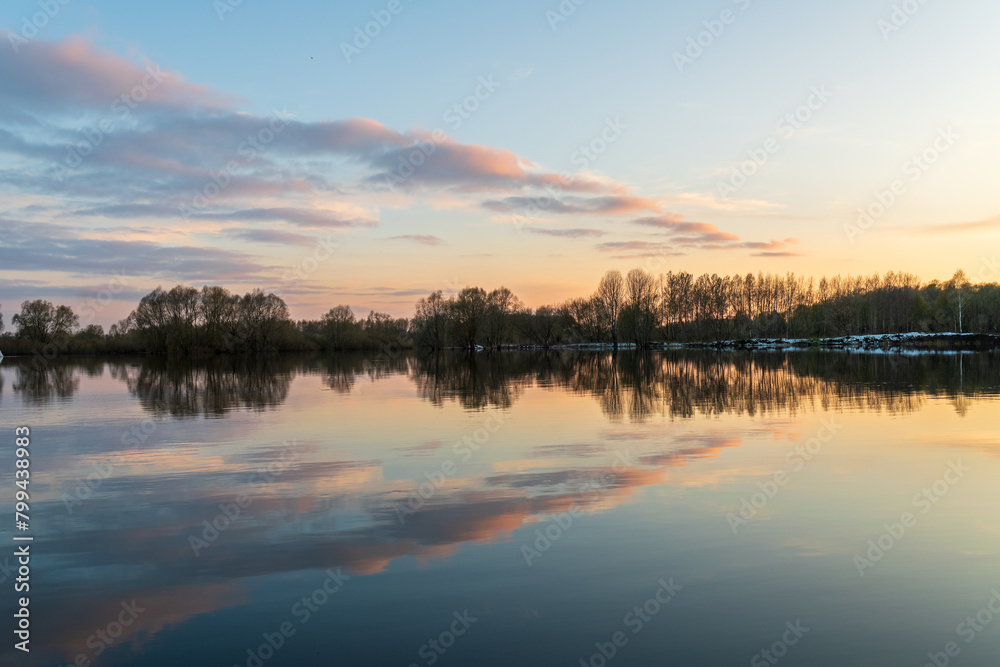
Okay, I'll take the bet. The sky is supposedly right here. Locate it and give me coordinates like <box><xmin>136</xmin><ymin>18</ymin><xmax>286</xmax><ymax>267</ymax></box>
<box><xmin>1</xmin><ymin>0</ymin><xmax>998</xmax><ymax>326</ymax></box>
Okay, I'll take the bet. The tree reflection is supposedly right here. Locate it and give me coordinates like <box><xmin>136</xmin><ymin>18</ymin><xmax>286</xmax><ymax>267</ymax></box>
<box><xmin>409</xmin><ymin>350</ymin><xmax>1000</xmax><ymax>420</ymax></box>
<box><xmin>318</xmin><ymin>353</ymin><xmax>412</xmax><ymax>394</ymax></box>
<box><xmin>10</xmin><ymin>361</ymin><xmax>80</xmax><ymax>404</ymax></box>
<box><xmin>5</xmin><ymin>350</ymin><xmax>997</xmax><ymax>419</ymax></box>
<box><xmin>410</xmin><ymin>352</ymin><xmax>549</xmax><ymax>410</ymax></box>
<box><xmin>110</xmin><ymin>356</ymin><xmax>296</xmax><ymax>417</ymax></box>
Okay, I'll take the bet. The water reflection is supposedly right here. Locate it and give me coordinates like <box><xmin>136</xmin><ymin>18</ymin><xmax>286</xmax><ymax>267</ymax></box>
<box><xmin>111</xmin><ymin>356</ymin><xmax>296</xmax><ymax>417</ymax></box>
<box><xmin>1</xmin><ymin>350</ymin><xmax>999</xmax><ymax>666</ymax></box>
<box><xmin>410</xmin><ymin>352</ymin><xmax>542</xmax><ymax>409</ymax></box>
<box><xmin>407</xmin><ymin>351</ymin><xmax>999</xmax><ymax>420</ymax></box>
<box><xmin>3</xmin><ymin>351</ymin><xmax>997</xmax><ymax>418</ymax></box>
<box><xmin>10</xmin><ymin>362</ymin><xmax>80</xmax><ymax>404</ymax></box>
<box><xmin>318</xmin><ymin>353</ymin><xmax>411</xmax><ymax>394</ymax></box>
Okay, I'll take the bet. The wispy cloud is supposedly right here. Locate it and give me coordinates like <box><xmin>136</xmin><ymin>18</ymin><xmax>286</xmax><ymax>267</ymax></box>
<box><xmin>633</xmin><ymin>214</ymin><xmax>739</xmax><ymax>242</ymax></box>
<box><xmin>615</xmin><ymin>213</ymin><xmax>803</xmax><ymax>257</ymax></box>
<box><xmin>0</xmin><ymin>233</ymin><xmax>269</xmax><ymax>280</ymax></box>
<box><xmin>227</xmin><ymin>229</ymin><xmax>317</xmax><ymax>246</ymax></box>
<box><xmin>387</xmin><ymin>235</ymin><xmax>444</xmax><ymax>246</ymax></box>
<box><xmin>595</xmin><ymin>241</ymin><xmax>686</xmax><ymax>260</ymax></box>
<box><xmin>482</xmin><ymin>195</ymin><xmax>660</xmax><ymax>216</ymax></box>
<box><xmin>74</xmin><ymin>204</ymin><xmax>376</xmax><ymax>228</ymax></box>
<box><xmin>524</xmin><ymin>227</ymin><xmax>607</xmax><ymax>238</ymax></box>
<box><xmin>915</xmin><ymin>215</ymin><xmax>1000</xmax><ymax>234</ymax></box>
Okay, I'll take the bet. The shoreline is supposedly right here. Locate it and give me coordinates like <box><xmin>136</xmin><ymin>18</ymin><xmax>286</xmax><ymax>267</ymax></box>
<box><xmin>515</xmin><ymin>332</ymin><xmax>1000</xmax><ymax>354</ymax></box>
<box><xmin>3</xmin><ymin>333</ymin><xmax>998</xmax><ymax>361</ymax></box>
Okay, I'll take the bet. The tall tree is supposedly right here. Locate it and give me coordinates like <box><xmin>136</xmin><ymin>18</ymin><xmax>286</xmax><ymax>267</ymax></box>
<box><xmin>412</xmin><ymin>291</ymin><xmax>451</xmax><ymax>349</ymax></box>
<box><xmin>322</xmin><ymin>305</ymin><xmax>357</xmax><ymax>350</ymax></box>
<box><xmin>239</xmin><ymin>289</ymin><xmax>290</xmax><ymax>352</ymax></box>
<box><xmin>451</xmin><ymin>287</ymin><xmax>488</xmax><ymax>348</ymax></box>
<box><xmin>12</xmin><ymin>300</ymin><xmax>78</xmax><ymax>342</ymax></box>
<box><xmin>623</xmin><ymin>268</ymin><xmax>658</xmax><ymax>347</ymax></box>
<box><xmin>595</xmin><ymin>270</ymin><xmax>625</xmax><ymax>349</ymax></box>
<box><xmin>200</xmin><ymin>286</ymin><xmax>240</xmax><ymax>351</ymax></box>
<box><xmin>485</xmin><ymin>287</ymin><xmax>524</xmax><ymax>348</ymax></box>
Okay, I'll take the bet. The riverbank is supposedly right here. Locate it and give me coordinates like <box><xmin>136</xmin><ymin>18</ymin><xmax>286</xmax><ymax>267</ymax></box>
<box><xmin>696</xmin><ymin>332</ymin><xmax>1000</xmax><ymax>352</ymax></box>
<box><xmin>523</xmin><ymin>332</ymin><xmax>1000</xmax><ymax>353</ymax></box>
<box><xmin>4</xmin><ymin>332</ymin><xmax>998</xmax><ymax>360</ymax></box>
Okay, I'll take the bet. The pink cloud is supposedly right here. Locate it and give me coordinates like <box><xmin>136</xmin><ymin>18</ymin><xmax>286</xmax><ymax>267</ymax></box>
<box><xmin>388</xmin><ymin>234</ymin><xmax>444</xmax><ymax>246</ymax></box>
<box><xmin>483</xmin><ymin>195</ymin><xmax>660</xmax><ymax>216</ymax></box>
<box><xmin>633</xmin><ymin>214</ymin><xmax>738</xmax><ymax>241</ymax></box>
<box><xmin>0</xmin><ymin>32</ymin><xmax>233</xmax><ymax>110</ymax></box>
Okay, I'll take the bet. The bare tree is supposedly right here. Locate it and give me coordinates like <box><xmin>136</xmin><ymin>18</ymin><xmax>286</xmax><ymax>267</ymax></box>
<box><xmin>563</xmin><ymin>298</ymin><xmax>604</xmax><ymax>343</ymax></box>
<box><xmin>485</xmin><ymin>287</ymin><xmax>524</xmax><ymax>348</ymax></box>
<box><xmin>239</xmin><ymin>289</ymin><xmax>290</xmax><ymax>352</ymax></box>
<box><xmin>12</xmin><ymin>300</ymin><xmax>75</xmax><ymax>342</ymax></box>
<box><xmin>412</xmin><ymin>291</ymin><xmax>451</xmax><ymax>349</ymax></box>
<box><xmin>595</xmin><ymin>270</ymin><xmax>625</xmax><ymax>349</ymax></box>
<box><xmin>200</xmin><ymin>286</ymin><xmax>240</xmax><ymax>350</ymax></box>
<box><xmin>623</xmin><ymin>268</ymin><xmax>658</xmax><ymax>347</ymax></box>
<box><xmin>452</xmin><ymin>287</ymin><xmax>489</xmax><ymax>348</ymax></box>
<box><xmin>947</xmin><ymin>270</ymin><xmax>971</xmax><ymax>333</ymax></box>
<box><xmin>322</xmin><ymin>305</ymin><xmax>357</xmax><ymax>350</ymax></box>
<box><xmin>520</xmin><ymin>305</ymin><xmax>565</xmax><ymax>347</ymax></box>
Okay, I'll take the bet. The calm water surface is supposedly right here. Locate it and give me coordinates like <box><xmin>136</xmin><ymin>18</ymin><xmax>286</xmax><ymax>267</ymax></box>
<box><xmin>1</xmin><ymin>352</ymin><xmax>999</xmax><ymax>666</ymax></box>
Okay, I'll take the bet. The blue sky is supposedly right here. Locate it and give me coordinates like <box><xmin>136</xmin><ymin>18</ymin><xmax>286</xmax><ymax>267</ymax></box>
<box><xmin>1</xmin><ymin>0</ymin><xmax>998</xmax><ymax>323</ymax></box>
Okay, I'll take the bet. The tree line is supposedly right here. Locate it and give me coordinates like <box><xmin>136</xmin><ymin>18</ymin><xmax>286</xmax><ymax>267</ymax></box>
<box><xmin>0</xmin><ymin>285</ymin><xmax>409</xmax><ymax>357</ymax></box>
<box><xmin>0</xmin><ymin>268</ymin><xmax>995</xmax><ymax>356</ymax></box>
<box><xmin>409</xmin><ymin>268</ymin><xmax>996</xmax><ymax>349</ymax></box>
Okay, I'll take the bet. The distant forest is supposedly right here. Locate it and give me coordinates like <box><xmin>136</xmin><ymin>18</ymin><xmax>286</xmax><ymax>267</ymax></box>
<box><xmin>0</xmin><ymin>268</ymin><xmax>995</xmax><ymax>357</ymax></box>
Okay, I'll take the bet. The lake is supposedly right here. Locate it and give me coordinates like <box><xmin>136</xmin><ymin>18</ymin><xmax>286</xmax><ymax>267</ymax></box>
<box><xmin>2</xmin><ymin>351</ymin><xmax>999</xmax><ymax>667</ymax></box>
